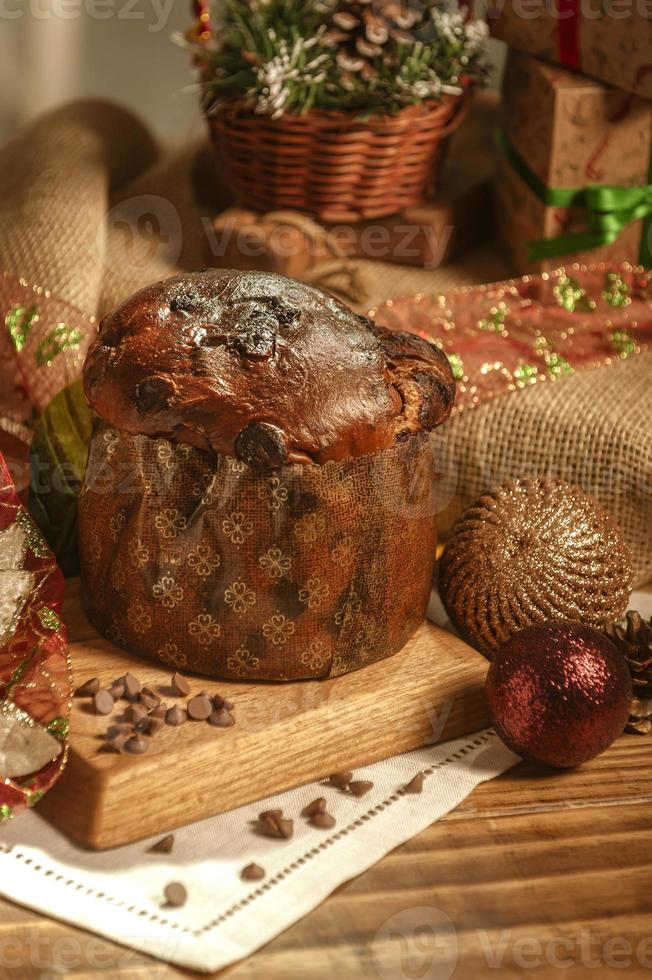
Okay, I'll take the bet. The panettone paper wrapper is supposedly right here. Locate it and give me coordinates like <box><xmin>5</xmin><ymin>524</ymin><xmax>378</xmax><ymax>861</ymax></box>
<box><xmin>78</xmin><ymin>424</ymin><xmax>437</xmax><ymax>681</ymax></box>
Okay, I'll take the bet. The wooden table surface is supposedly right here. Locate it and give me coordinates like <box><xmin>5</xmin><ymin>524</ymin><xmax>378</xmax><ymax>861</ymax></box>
<box><xmin>2</xmin><ymin>596</ymin><xmax>651</xmax><ymax>980</ymax></box>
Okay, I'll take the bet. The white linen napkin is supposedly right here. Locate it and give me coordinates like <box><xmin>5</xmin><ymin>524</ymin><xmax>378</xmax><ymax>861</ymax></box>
<box><xmin>0</xmin><ymin>730</ymin><xmax>518</xmax><ymax>973</ymax></box>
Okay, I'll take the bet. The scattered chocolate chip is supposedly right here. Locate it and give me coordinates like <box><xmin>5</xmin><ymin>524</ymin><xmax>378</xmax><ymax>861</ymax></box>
<box><xmin>348</xmin><ymin>780</ymin><xmax>374</xmax><ymax>798</ymax></box>
<box><xmin>124</xmin><ymin>734</ymin><xmax>149</xmax><ymax>755</ymax></box>
<box><xmin>108</xmin><ymin>678</ymin><xmax>126</xmax><ymax>700</ymax></box>
<box><xmin>310</xmin><ymin>811</ymin><xmax>336</xmax><ymax>830</ymax></box>
<box><xmin>164</xmin><ymin>881</ymin><xmax>187</xmax><ymax>908</ymax></box>
<box><xmin>74</xmin><ymin>677</ymin><xmax>100</xmax><ymax>697</ymax></box>
<box><xmin>150</xmin><ymin>703</ymin><xmax>168</xmax><ymax>720</ymax></box>
<box><xmin>93</xmin><ymin>689</ymin><xmax>114</xmax><ymax>716</ymax></box>
<box><xmin>139</xmin><ymin>688</ymin><xmax>160</xmax><ymax>712</ymax></box>
<box><xmin>328</xmin><ymin>771</ymin><xmax>353</xmax><ymax>789</ymax></box>
<box><xmin>170</xmin><ymin>672</ymin><xmax>191</xmax><ymax>697</ymax></box>
<box><xmin>147</xmin><ymin>715</ymin><xmax>165</xmax><ymax>736</ymax></box>
<box><xmin>209</xmin><ymin>708</ymin><xmax>235</xmax><ymax>728</ymax></box>
<box><xmin>212</xmin><ymin>694</ymin><xmax>234</xmax><ymax>711</ymax></box>
<box><xmin>187</xmin><ymin>693</ymin><xmax>212</xmax><ymax>720</ymax></box>
<box><xmin>259</xmin><ymin>813</ymin><xmax>293</xmax><ymax>840</ymax></box>
<box><xmin>302</xmin><ymin>797</ymin><xmax>326</xmax><ymax>818</ymax></box>
<box><xmin>404</xmin><ymin>773</ymin><xmax>426</xmax><ymax>794</ymax></box>
<box><xmin>106</xmin><ymin>723</ymin><xmax>127</xmax><ymax>741</ymax></box>
<box><xmin>241</xmin><ymin>863</ymin><xmax>265</xmax><ymax>882</ymax></box>
<box><xmin>148</xmin><ymin>834</ymin><xmax>175</xmax><ymax>854</ymax></box>
<box><xmin>123</xmin><ymin>673</ymin><xmax>142</xmax><ymax>700</ymax></box>
<box><xmin>104</xmin><ymin>724</ymin><xmax>128</xmax><ymax>752</ymax></box>
<box><xmin>166</xmin><ymin>705</ymin><xmax>187</xmax><ymax>726</ymax></box>
<box><xmin>125</xmin><ymin>703</ymin><xmax>147</xmax><ymax>726</ymax></box>
<box><xmin>259</xmin><ymin>809</ymin><xmax>283</xmax><ymax>821</ymax></box>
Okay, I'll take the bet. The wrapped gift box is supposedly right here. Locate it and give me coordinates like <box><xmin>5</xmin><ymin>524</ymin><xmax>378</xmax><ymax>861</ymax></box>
<box><xmin>488</xmin><ymin>0</ymin><xmax>652</xmax><ymax>99</ymax></box>
<box><xmin>496</xmin><ymin>51</ymin><xmax>652</xmax><ymax>273</ymax></box>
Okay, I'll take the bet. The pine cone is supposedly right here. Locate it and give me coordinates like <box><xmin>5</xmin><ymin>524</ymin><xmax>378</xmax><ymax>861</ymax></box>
<box><xmin>606</xmin><ymin>610</ymin><xmax>652</xmax><ymax>734</ymax></box>
<box><xmin>324</xmin><ymin>0</ymin><xmax>424</xmax><ymax>83</ymax></box>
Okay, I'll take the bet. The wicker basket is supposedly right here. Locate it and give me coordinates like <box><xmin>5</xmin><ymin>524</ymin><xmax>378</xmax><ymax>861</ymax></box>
<box><xmin>202</xmin><ymin>93</ymin><xmax>468</xmax><ymax>222</ymax></box>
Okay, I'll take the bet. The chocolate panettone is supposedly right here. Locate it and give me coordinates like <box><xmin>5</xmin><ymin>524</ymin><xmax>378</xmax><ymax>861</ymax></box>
<box><xmin>79</xmin><ymin>270</ymin><xmax>455</xmax><ymax>680</ymax></box>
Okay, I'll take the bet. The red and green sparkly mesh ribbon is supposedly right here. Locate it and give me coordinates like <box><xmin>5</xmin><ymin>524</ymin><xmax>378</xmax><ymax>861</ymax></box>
<box><xmin>371</xmin><ymin>263</ymin><xmax>652</xmax><ymax>410</ymax></box>
<box><xmin>0</xmin><ymin>451</ymin><xmax>71</xmax><ymax>821</ymax></box>
<box><xmin>0</xmin><ymin>271</ymin><xmax>96</xmax><ymax>488</ymax></box>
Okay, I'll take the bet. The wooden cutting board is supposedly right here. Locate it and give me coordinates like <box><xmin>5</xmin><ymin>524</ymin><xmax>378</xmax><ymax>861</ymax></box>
<box><xmin>40</xmin><ymin>580</ymin><xmax>491</xmax><ymax>850</ymax></box>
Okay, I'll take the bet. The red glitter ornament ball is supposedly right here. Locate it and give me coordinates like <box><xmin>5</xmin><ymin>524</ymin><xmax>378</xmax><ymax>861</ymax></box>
<box><xmin>486</xmin><ymin>622</ymin><xmax>633</xmax><ymax>768</ymax></box>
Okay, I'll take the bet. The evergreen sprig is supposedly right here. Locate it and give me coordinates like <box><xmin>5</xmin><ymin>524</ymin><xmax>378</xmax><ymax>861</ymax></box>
<box><xmin>189</xmin><ymin>1</ymin><xmax>488</xmax><ymax>117</ymax></box>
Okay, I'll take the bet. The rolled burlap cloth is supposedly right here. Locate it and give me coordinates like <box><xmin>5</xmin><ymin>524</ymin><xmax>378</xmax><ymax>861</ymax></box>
<box><xmin>0</xmin><ymin>99</ymin><xmax>159</xmax><ymax>312</ymax></box>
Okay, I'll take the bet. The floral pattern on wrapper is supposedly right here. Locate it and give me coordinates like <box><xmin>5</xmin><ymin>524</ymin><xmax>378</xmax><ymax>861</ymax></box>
<box><xmin>78</xmin><ymin>426</ymin><xmax>438</xmax><ymax>682</ymax></box>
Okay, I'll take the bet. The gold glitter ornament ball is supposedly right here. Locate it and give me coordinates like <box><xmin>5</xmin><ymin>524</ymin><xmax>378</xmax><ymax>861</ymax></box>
<box><xmin>438</xmin><ymin>479</ymin><xmax>633</xmax><ymax>660</ymax></box>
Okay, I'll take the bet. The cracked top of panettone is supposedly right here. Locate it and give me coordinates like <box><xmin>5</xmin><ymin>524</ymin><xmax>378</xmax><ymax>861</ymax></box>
<box><xmin>83</xmin><ymin>270</ymin><xmax>455</xmax><ymax>469</ymax></box>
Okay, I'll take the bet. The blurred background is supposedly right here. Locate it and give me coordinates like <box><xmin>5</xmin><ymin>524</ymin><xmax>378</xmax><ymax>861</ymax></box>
<box><xmin>0</xmin><ymin>7</ymin><xmax>504</xmax><ymax>145</ymax></box>
<box><xmin>0</xmin><ymin>4</ymin><xmax>203</xmax><ymax>144</ymax></box>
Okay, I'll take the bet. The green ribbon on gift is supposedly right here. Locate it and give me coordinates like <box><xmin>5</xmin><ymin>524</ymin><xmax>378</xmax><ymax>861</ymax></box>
<box><xmin>496</xmin><ymin>131</ymin><xmax>652</xmax><ymax>267</ymax></box>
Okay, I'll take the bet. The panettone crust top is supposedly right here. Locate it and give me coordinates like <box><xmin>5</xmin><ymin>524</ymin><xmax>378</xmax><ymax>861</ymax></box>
<box><xmin>83</xmin><ymin>270</ymin><xmax>454</xmax><ymax>467</ymax></box>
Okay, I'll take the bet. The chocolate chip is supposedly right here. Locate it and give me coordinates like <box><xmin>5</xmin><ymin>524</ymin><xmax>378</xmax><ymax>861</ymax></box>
<box><xmin>148</xmin><ymin>834</ymin><xmax>175</xmax><ymax>854</ymax></box>
<box><xmin>150</xmin><ymin>703</ymin><xmax>168</xmax><ymax>720</ymax></box>
<box><xmin>241</xmin><ymin>862</ymin><xmax>265</xmax><ymax>882</ymax></box>
<box><xmin>106</xmin><ymin>723</ymin><xmax>127</xmax><ymax>740</ymax></box>
<box><xmin>104</xmin><ymin>724</ymin><xmax>128</xmax><ymax>752</ymax></box>
<box><xmin>164</xmin><ymin>882</ymin><xmax>187</xmax><ymax>908</ymax></box>
<box><xmin>187</xmin><ymin>693</ymin><xmax>212</xmax><ymax>720</ymax></box>
<box><xmin>124</xmin><ymin>735</ymin><xmax>149</xmax><ymax>755</ymax></box>
<box><xmin>139</xmin><ymin>688</ymin><xmax>160</xmax><ymax>711</ymax></box>
<box><xmin>310</xmin><ymin>811</ymin><xmax>336</xmax><ymax>830</ymax></box>
<box><xmin>259</xmin><ymin>813</ymin><xmax>293</xmax><ymax>840</ymax></box>
<box><xmin>125</xmin><ymin>703</ymin><xmax>147</xmax><ymax>726</ymax></box>
<box><xmin>108</xmin><ymin>678</ymin><xmax>125</xmax><ymax>700</ymax></box>
<box><xmin>170</xmin><ymin>672</ymin><xmax>191</xmax><ymax>697</ymax></box>
<box><xmin>302</xmin><ymin>797</ymin><xmax>326</xmax><ymax>817</ymax></box>
<box><xmin>166</xmin><ymin>705</ymin><xmax>187</xmax><ymax>726</ymax></box>
<box><xmin>328</xmin><ymin>771</ymin><xmax>353</xmax><ymax>789</ymax></box>
<box><xmin>208</xmin><ymin>708</ymin><xmax>235</xmax><ymax>728</ymax></box>
<box><xmin>147</xmin><ymin>715</ymin><xmax>165</xmax><ymax>736</ymax></box>
<box><xmin>234</xmin><ymin>421</ymin><xmax>288</xmax><ymax>471</ymax></box>
<box><xmin>212</xmin><ymin>694</ymin><xmax>234</xmax><ymax>711</ymax></box>
<box><xmin>404</xmin><ymin>773</ymin><xmax>426</xmax><ymax>794</ymax></box>
<box><xmin>123</xmin><ymin>673</ymin><xmax>142</xmax><ymax>700</ymax></box>
<box><xmin>93</xmin><ymin>690</ymin><xmax>114</xmax><ymax>716</ymax></box>
<box><xmin>134</xmin><ymin>376</ymin><xmax>175</xmax><ymax>414</ymax></box>
<box><xmin>231</xmin><ymin>320</ymin><xmax>276</xmax><ymax>360</ymax></box>
<box><xmin>258</xmin><ymin>810</ymin><xmax>291</xmax><ymax>838</ymax></box>
<box><xmin>259</xmin><ymin>809</ymin><xmax>283</xmax><ymax>821</ymax></box>
<box><xmin>348</xmin><ymin>780</ymin><xmax>374</xmax><ymax>797</ymax></box>
<box><xmin>75</xmin><ymin>677</ymin><xmax>100</xmax><ymax>697</ymax></box>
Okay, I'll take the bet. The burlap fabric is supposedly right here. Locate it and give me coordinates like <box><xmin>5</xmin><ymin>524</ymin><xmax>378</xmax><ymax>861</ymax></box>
<box><xmin>78</xmin><ymin>424</ymin><xmax>437</xmax><ymax>680</ymax></box>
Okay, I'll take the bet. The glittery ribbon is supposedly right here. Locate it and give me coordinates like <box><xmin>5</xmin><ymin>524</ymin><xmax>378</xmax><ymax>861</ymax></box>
<box><xmin>496</xmin><ymin>132</ymin><xmax>652</xmax><ymax>267</ymax></box>
<box><xmin>371</xmin><ymin>263</ymin><xmax>652</xmax><ymax>413</ymax></box>
<box><xmin>0</xmin><ymin>271</ymin><xmax>96</xmax><ymax>483</ymax></box>
<box><xmin>0</xmin><ymin>451</ymin><xmax>70</xmax><ymax>821</ymax></box>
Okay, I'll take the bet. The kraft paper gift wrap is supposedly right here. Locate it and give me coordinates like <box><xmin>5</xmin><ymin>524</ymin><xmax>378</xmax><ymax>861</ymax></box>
<box><xmin>496</xmin><ymin>51</ymin><xmax>652</xmax><ymax>274</ymax></box>
<box><xmin>488</xmin><ymin>0</ymin><xmax>652</xmax><ymax>100</ymax></box>
<box><xmin>78</xmin><ymin>424</ymin><xmax>438</xmax><ymax>681</ymax></box>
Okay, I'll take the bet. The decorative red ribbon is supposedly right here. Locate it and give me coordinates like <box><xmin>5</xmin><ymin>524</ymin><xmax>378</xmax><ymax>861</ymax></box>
<box><xmin>557</xmin><ymin>0</ymin><xmax>581</xmax><ymax>70</ymax></box>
